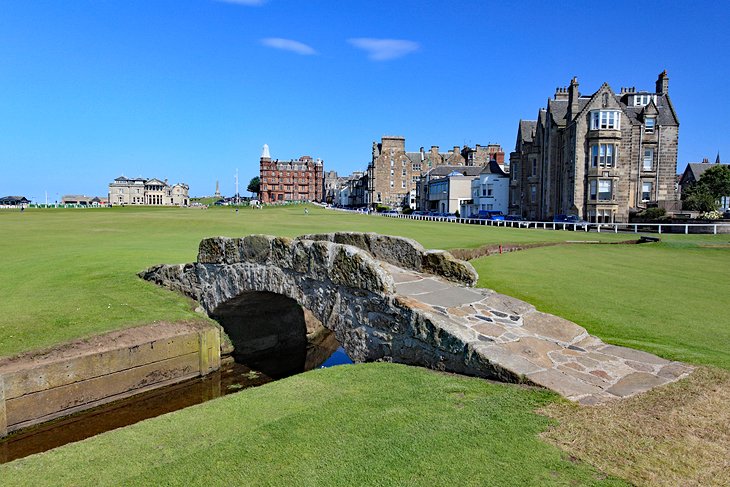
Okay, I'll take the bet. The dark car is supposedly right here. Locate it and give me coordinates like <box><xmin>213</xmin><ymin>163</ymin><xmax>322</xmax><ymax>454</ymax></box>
<box><xmin>504</xmin><ymin>214</ymin><xmax>525</xmax><ymax>221</ymax></box>
<box><xmin>723</xmin><ymin>210</ymin><xmax>730</xmax><ymax>220</ymax></box>
<box><xmin>478</xmin><ymin>210</ymin><xmax>505</xmax><ymax>221</ymax></box>
<box><xmin>553</xmin><ymin>214</ymin><xmax>589</xmax><ymax>229</ymax></box>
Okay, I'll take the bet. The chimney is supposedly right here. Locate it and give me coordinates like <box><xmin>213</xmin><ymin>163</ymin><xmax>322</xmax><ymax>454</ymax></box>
<box><xmin>420</xmin><ymin>146</ymin><xmax>425</xmax><ymax>161</ymax></box>
<box><xmin>554</xmin><ymin>87</ymin><xmax>568</xmax><ymax>100</ymax></box>
<box><xmin>430</xmin><ymin>145</ymin><xmax>439</xmax><ymax>155</ymax></box>
<box><xmin>702</xmin><ymin>157</ymin><xmax>709</xmax><ymax>164</ymax></box>
<box><xmin>453</xmin><ymin>145</ymin><xmax>460</xmax><ymax>155</ymax></box>
<box><xmin>656</xmin><ymin>70</ymin><xmax>669</xmax><ymax>95</ymax></box>
<box><xmin>568</xmin><ymin>76</ymin><xmax>580</xmax><ymax>119</ymax></box>
<box><xmin>494</xmin><ymin>151</ymin><xmax>505</xmax><ymax>165</ymax></box>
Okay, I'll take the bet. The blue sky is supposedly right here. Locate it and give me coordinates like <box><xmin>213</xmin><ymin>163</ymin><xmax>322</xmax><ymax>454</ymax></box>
<box><xmin>2</xmin><ymin>0</ymin><xmax>729</xmax><ymax>200</ymax></box>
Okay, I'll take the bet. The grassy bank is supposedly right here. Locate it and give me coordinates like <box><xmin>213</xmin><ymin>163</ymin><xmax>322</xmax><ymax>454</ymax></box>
<box><xmin>472</xmin><ymin>243</ymin><xmax>730</xmax><ymax>368</ymax></box>
<box><xmin>0</xmin><ymin>363</ymin><xmax>625</xmax><ymax>486</ymax></box>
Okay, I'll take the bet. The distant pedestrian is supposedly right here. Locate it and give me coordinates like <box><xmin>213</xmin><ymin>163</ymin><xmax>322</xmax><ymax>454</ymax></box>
<box><xmin>304</xmin><ymin>207</ymin><xmax>309</xmax><ymax>215</ymax></box>
<box><xmin>235</xmin><ymin>208</ymin><xmax>238</xmax><ymax>214</ymax></box>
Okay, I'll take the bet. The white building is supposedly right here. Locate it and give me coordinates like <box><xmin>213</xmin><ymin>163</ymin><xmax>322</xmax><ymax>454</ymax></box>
<box><xmin>108</xmin><ymin>176</ymin><xmax>189</xmax><ymax>206</ymax></box>
<box><xmin>462</xmin><ymin>160</ymin><xmax>510</xmax><ymax>217</ymax></box>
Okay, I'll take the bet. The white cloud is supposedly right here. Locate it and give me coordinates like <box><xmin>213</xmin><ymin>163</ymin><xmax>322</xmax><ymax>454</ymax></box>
<box><xmin>215</xmin><ymin>0</ymin><xmax>267</xmax><ymax>5</ymax></box>
<box><xmin>348</xmin><ymin>38</ymin><xmax>420</xmax><ymax>61</ymax></box>
<box><xmin>260</xmin><ymin>38</ymin><xmax>317</xmax><ymax>56</ymax></box>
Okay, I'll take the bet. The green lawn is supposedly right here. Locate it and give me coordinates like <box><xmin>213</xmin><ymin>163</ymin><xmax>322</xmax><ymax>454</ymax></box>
<box><xmin>0</xmin><ymin>205</ymin><xmax>634</xmax><ymax>358</ymax></box>
<box><xmin>0</xmin><ymin>363</ymin><xmax>625</xmax><ymax>487</ymax></box>
<box><xmin>473</xmin><ymin>243</ymin><xmax>730</xmax><ymax>369</ymax></box>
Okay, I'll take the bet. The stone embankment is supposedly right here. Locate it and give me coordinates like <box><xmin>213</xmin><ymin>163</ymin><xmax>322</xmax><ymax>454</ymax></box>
<box><xmin>142</xmin><ymin>232</ymin><xmax>692</xmax><ymax>405</ymax></box>
<box><xmin>0</xmin><ymin>323</ymin><xmax>219</xmax><ymax>438</ymax></box>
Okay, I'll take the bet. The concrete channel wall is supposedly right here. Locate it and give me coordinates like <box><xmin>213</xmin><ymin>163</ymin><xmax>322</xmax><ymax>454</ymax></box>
<box><xmin>0</xmin><ymin>322</ymin><xmax>220</xmax><ymax>438</ymax></box>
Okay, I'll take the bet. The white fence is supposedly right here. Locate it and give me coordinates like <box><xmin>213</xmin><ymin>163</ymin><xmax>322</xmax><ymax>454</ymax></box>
<box><xmin>361</xmin><ymin>210</ymin><xmax>730</xmax><ymax>235</ymax></box>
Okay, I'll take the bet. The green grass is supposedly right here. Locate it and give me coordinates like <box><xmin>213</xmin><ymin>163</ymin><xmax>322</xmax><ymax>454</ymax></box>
<box><xmin>0</xmin><ymin>205</ymin><xmax>637</xmax><ymax>358</ymax></box>
<box><xmin>473</xmin><ymin>243</ymin><xmax>730</xmax><ymax>369</ymax></box>
<box><xmin>0</xmin><ymin>363</ymin><xmax>626</xmax><ymax>486</ymax></box>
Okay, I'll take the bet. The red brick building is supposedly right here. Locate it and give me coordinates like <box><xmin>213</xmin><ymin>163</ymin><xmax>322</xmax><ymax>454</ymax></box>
<box><xmin>259</xmin><ymin>144</ymin><xmax>324</xmax><ymax>203</ymax></box>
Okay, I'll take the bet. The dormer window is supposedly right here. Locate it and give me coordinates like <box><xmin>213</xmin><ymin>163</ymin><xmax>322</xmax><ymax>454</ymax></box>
<box><xmin>645</xmin><ymin>117</ymin><xmax>656</xmax><ymax>134</ymax></box>
<box><xmin>633</xmin><ymin>94</ymin><xmax>655</xmax><ymax>106</ymax></box>
<box><xmin>591</xmin><ymin>110</ymin><xmax>621</xmax><ymax>130</ymax></box>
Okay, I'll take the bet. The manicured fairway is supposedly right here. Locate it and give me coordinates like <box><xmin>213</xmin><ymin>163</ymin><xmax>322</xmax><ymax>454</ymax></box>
<box><xmin>0</xmin><ymin>363</ymin><xmax>626</xmax><ymax>487</ymax></box>
<box><xmin>0</xmin><ymin>205</ymin><xmax>633</xmax><ymax>358</ymax></box>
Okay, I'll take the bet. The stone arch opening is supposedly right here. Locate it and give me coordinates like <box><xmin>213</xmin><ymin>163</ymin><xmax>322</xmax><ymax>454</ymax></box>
<box><xmin>208</xmin><ymin>291</ymin><xmax>341</xmax><ymax>379</ymax></box>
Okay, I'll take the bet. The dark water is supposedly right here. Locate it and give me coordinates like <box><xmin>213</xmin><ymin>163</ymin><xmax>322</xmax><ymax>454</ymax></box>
<box><xmin>0</xmin><ymin>332</ymin><xmax>353</xmax><ymax>464</ymax></box>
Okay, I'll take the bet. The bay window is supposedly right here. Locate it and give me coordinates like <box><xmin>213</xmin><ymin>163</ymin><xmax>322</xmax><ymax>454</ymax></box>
<box><xmin>591</xmin><ymin>144</ymin><xmax>615</xmax><ymax>167</ymax></box>
<box><xmin>591</xmin><ymin>110</ymin><xmax>621</xmax><ymax>130</ymax></box>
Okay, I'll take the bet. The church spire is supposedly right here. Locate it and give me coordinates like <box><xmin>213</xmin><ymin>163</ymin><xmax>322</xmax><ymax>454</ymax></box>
<box><xmin>716</xmin><ymin>151</ymin><xmax>721</xmax><ymax>164</ymax></box>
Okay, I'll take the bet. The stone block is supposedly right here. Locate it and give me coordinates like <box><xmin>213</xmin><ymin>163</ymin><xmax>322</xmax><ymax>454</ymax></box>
<box><xmin>521</xmin><ymin>311</ymin><xmax>586</xmax><ymax>345</ymax></box>
<box><xmin>239</xmin><ymin>235</ymin><xmax>273</xmax><ymax>264</ymax></box>
<box><xmin>606</xmin><ymin>372</ymin><xmax>669</xmax><ymax>398</ymax></box>
<box><xmin>422</xmin><ymin>250</ymin><xmax>479</xmax><ymax>286</ymax></box>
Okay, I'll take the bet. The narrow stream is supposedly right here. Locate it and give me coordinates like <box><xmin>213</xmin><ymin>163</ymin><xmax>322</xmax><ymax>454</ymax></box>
<box><xmin>0</xmin><ymin>330</ymin><xmax>353</xmax><ymax>464</ymax></box>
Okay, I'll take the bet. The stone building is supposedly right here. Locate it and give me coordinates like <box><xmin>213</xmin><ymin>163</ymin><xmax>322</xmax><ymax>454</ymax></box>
<box><xmin>367</xmin><ymin>135</ymin><xmax>502</xmax><ymax>209</ymax></box>
<box><xmin>259</xmin><ymin>144</ymin><xmax>324</xmax><ymax>204</ymax></box>
<box><xmin>463</xmin><ymin>160</ymin><xmax>510</xmax><ymax>217</ymax></box>
<box><xmin>108</xmin><ymin>177</ymin><xmax>189</xmax><ymax>206</ymax></box>
<box><xmin>509</xmin><ymin>72</ymin><xmax>679</xmax><ymax>222</ymax></box>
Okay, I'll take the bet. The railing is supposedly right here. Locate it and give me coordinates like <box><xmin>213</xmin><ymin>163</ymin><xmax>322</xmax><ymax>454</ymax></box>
<box><xmin>328</xmin><ymin>207</ymin><xmax>730</xmax><ymax>235</ymax></box>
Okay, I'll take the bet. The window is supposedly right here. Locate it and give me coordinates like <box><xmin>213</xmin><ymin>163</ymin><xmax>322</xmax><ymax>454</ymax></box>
<box><xmin>645</xmin><ymin>117</ymin><xmax>656</xmax><ymax>133</ymax></box>
<box><xmin>512</xmin><ymin>162</ymin><xmax>519</xmax><ymax>179</ymax></box>
<box><xmin>591</xmin><ymin>110</ymin><xmax>620</xmax><ymax>130</ymax></box>
<box><xmin>642</xmin><ymin>182</ymin><xmax>653</xmax><ymax>201</ymax></box>
<box><xmin>643</xmin><ymin>148</ymin><xmax>654</xmax><ymax>171</ymax></box>
<box><xmin>391</xmin><ymin>169</ymin><xmax>394</xmax><ymax>176</ymax></box>
<box><xmin>402</xmin><ymin>169</ymin><xmax>407</xmax><ymax>177</ymax></box>
<box><xmin>589</xmin><ymin>180</ymin><xmax>597</xmax><ymax>200</ymax></box>
<box><xmin>598</xmin><ymin>179</ymin><xmax>613</xmax><ymax>201</ymax></box>
<box><xmin>390</xmin><ymin>180</ymin><xmax>394</xmax><ymax>188</ymax></box>
<box><xmin>530</xmin><ymin>185</ymin><xmax>537</xmax><ymax>203</ymax></box>
<box><xmin>532</xmin><ymin>159</ymin><xmax>537</xmax><ymax>176</ymax></box>
<box><xmin>401</xmin><ymin>181</ymin><xmax>406</xmax><ymax>188</ymax></box>
<box><xmin>591</xmin><ymin>144</ymin><xmax>615</xmax><ymax>167</ymax></box>
<box><xmin>487</xmin><ymin>185</ymin><xmax>493</xmax><ymax>196</ymax></box>
<box><xmin>412</xmin><ymin>163</ymin><xmax>421</xmax><ymax>171</ymax></box>
<box><xmin>634</xmin><ymin>94</ymin><xmax>655</xmax><ymax>107</ymax></box>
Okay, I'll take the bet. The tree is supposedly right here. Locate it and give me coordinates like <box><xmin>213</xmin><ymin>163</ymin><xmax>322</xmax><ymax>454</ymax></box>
<box><xmin>682</xmin><ymin>165</ymin><xmax>730</xmax><ymax>212</ymax></box>
<box><xmin>247</xmin><ymin>176</ymin><xmax>260</xmax><ymax>197</ymax></box>
<box><xmin>698</xmin><ymin>165</ymin><xmax>730</xmax><ymax>201</ymax></box>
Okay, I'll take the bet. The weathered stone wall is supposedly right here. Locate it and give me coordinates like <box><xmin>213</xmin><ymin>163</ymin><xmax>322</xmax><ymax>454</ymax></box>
<box><xmin>297</xmin><ymin>232</ymin><xmax>478</xmax><ymax>286</ymax></box>
<box><xmin>141</xmin><ymin>235</ymin><xmax>522</xmax><ymax>385</ymax></box>
<box><xmin>0</xmin><ymin>323</ymin><xmax>220</xmax><ymax>438</ymax></box>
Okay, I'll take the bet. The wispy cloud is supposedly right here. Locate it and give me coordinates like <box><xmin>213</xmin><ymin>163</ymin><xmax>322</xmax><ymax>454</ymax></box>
<box><xmin>215</xmin><ymin>0</ymin><xmax>267</xmax><ymax>6</ymax></box>
<box><xmin>348</xmin><ymin>38</ymin><xmax>420</xmax><ymax>61</ymax></box>
<box><xmin>260</xmin><ymin>38</ymin><xmax>317</xmax><ymax>55</ymax></box>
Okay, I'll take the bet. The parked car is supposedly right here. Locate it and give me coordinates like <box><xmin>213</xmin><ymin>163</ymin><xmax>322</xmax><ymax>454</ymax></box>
<box><xmin>553</xmin><ymin>214</ymin><xmax>589</xmax><ymax>230</ymax></box>
<box><xmin>478</xmin><ymin>210</ymin><xmax>505</xmax><ymax>221</ymax></box>
<box><xmin>723</xmin><ymin>210</ymin><xmax>730</xmax><ymax>220</ymax></box>
<box><xmin>504</xmin><ymin>214</ymin><xmax>525</xmax><ymax>221</ymax></box>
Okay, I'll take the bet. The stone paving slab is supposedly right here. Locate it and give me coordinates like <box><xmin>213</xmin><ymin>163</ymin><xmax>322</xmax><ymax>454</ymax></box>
<box><xmin>383</xmin><ymin>263</ymin><xmax>693</xmax><ymax>404</ymax></box>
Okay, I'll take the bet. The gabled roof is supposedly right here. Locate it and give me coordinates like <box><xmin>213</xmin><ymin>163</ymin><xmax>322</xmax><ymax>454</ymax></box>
<box><xmin>146</xmin><ymin>178</ymin><xmax>167</xmax><ymax>185</ymax></box>
<box><xmin>519</xmin><ymin>120</ymin><xmax>537</xmax><ymax>143</ymax></box>
<box><xmin>679</xmin><ymin>162</ymin><xmax>730</xmax><ymax>186</ymax></box>
<box><xmin>480</xmin><ymin>160</ymin><xmax>509</xmax><ymax>177</ymax></box>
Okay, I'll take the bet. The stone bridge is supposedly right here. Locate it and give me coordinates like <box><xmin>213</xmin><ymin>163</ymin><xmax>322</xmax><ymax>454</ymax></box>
<box><xmin>141</xmin><ymin>232</ymin><xmax>692</xmax><ymax>404</ymax></box>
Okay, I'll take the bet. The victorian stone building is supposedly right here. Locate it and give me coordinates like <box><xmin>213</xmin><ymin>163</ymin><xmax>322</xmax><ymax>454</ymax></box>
<box><xmin>259</xmin><ymin>144</ymin><xmax>324</xmax><ymax>203</ymax></box>
<box><xmin>509</xmin><ymin>71</ymin><xmax>679</xmax><ymax>222</ymax></box>
<box><xmin>367</xmin><ymin>135</ymin><xmax>503</xmax><ymax>208</ymax></box>
<box><xmin>108</xmin><ymin>177</ymin><xmax>189</xmax><ymax>206</ymax></box>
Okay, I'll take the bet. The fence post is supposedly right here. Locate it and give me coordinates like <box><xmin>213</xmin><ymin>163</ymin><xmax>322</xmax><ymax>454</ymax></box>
<box><xmin>659</xmin><ymin>225</ymin><xmax>662</xmax><ymax>234</ymax></box>
<box><xmin>714</xmin><ymin>225</ymin><xmax>717</xmax><ymax>235</ymax></box>
<box><xmin>685</xmin><ymin>225</ymin><xmax>688</xmax><ymax>235</ymax></box>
